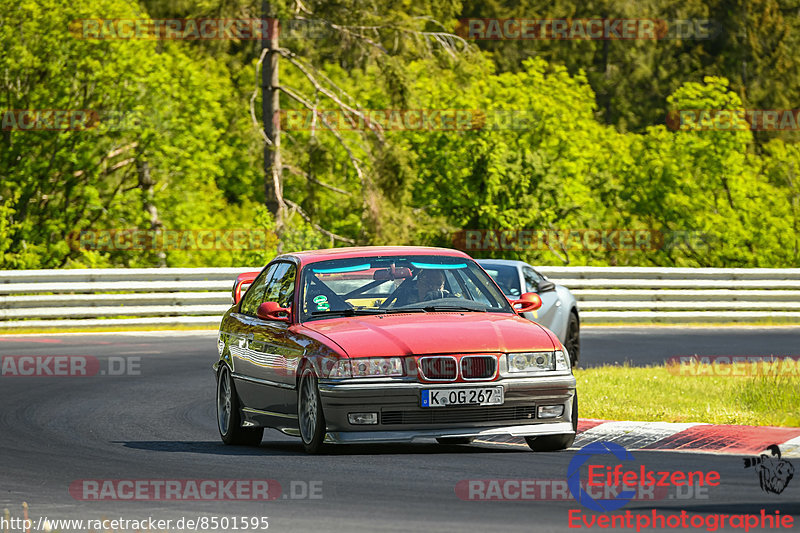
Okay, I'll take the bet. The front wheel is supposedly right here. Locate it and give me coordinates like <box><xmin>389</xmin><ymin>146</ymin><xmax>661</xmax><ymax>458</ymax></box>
<box><xmin>217</xmin><ymin>365</ymin><xmax>263</xmax><ymax>446</ymax></box>
<box><xmin>298</xmin><ymin>365</ymin><xmax>326</xmax><ymax>454</ymax></box>
<box><xmin>525</xmin><ymin>394</ymin><xmax>578</xmax><ymax>452</ymax></box>
<box><xmin>564</xmin><ymin>313</ymin><xmax>580</xmax><ymax>368</ymax></box>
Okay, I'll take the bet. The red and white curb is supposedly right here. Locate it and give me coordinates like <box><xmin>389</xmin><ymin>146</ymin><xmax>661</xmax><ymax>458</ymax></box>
<box><xmin>480</xmin><ymin>419</ymin><xmax>800</xmax><ymax>457</ymax></box>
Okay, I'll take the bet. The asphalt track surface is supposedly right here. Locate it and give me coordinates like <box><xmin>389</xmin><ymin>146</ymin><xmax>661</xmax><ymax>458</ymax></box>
<box><xmin>0</xmin><ymin>328</ymin><xmax>798</xmax><ymax>532</ymax></box>
<box><xmin>581</xmin><ymin>326</ymin><xmax>800</xmax><ymax>368</ymax></box>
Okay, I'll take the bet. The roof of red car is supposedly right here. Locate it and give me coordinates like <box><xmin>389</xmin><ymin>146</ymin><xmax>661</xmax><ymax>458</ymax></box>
<box><xmin>281</xmin><ymin>246</ymin><xmax>471</xmax><ymax>265</ymax></box>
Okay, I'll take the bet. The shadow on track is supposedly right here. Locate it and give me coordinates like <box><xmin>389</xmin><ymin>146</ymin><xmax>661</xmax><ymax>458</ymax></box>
<box><xmin>115</xmin><ymin>439</ymin><xmax>535</xmax><ymax>456</ymax></box>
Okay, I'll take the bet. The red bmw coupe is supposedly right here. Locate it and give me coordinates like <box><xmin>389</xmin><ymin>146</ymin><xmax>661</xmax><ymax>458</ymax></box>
<box><xmin>215</xmin><ymin>246</ymin><xmax>577</xmax><ymax>453</ymax></box>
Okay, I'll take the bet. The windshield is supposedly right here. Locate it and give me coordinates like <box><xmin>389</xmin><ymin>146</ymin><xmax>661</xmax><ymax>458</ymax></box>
<box><xmin>300</xmin><ymin>255</ymin><xmax>514</xmax><ymax>321</ymax></box>
<box><xmin>479</xmin><ymin>263</ymin><xmax>522</xmax><ymax>297</ymax></box>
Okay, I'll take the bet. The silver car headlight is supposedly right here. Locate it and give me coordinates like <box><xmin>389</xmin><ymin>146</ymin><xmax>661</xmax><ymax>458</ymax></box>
<box><xmin>506</xmin><ymin>351</ymin><xmax>570</xmax><ymax>373</ymax></box>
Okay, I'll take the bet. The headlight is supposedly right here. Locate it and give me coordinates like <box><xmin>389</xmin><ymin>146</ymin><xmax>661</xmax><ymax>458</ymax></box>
<box><xmin>506</xmin><ymin>351</ymin><xmax>570</xmax><ymax>373</ymax></box>
<box><xmin>328</xmin><ymin>360</ymin><xmax>351</xmax><ymax>378</ymax></box>
<box><xmin>352</xmin><ymin>357</ymin><xmax>404</xmax><ymax>377</ymax></box>
<box><xmin>506</xmin><ymin>350</ymin><xmax>569</xmax><ymax>374</ymax></box>
<box><xmin>328</xmin><ymin>357</ymin><xmax>404</xmax><ymax>378</ymax></box>
<box><xmin>507</xmin><ymin>352</ymin><xmax>554</xmax><ymax>373</ymax></box>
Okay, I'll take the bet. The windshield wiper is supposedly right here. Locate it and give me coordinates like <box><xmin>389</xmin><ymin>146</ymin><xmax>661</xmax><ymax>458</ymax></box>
<box><xmin>382</xmin><ymin>308</ymin><xmax>427</xmax><ymax>314</ymax></box>
<box><xmin>310</xmin><ymin>308</ymin><xmax>387</xmax><ymax>317</ymax></box>
<box><xmin>423</xmin><ymin>304</ymin><xmax>487</xmax><ymax>312</ymax></box>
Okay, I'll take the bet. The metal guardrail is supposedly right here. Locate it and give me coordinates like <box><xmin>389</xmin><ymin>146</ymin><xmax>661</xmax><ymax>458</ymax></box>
<box><xmin>1</xmin><ymin>267</ymin><xmax>799</xmax><ymax>328</ymax></box>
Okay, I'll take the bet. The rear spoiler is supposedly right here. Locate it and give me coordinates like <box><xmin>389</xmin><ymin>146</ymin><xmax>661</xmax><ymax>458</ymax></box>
<box><xmin>232</xmin><ymin>271</ymin><xmax>260</xmax><ymax>305</ymax></box>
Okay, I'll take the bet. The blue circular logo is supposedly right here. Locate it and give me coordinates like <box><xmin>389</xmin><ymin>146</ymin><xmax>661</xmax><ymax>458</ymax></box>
<box><xmin>567</xmin><ymin>441</ymin><xmax>637</xmax><ymax>511</ymax></box>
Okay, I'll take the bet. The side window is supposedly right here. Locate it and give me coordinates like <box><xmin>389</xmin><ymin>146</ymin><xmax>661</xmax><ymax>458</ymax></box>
<box><xmin>276</xmin><ymin>265</ymin><xmax>297</xmax><ymax>308</ymax></box>
<box><xmin>240</xmin><ymin>264</ymin><xmax>278</xmax><ymax>316</ymax></box>
<box><xmin>522</xmin><ymin>267</ymin><xmax>542</xmax><ymax>293</ymax></box>
<box><xmin>264</xmin><ymin>263</ymin><xmax>296</xmax><ymax>309</ymax></box>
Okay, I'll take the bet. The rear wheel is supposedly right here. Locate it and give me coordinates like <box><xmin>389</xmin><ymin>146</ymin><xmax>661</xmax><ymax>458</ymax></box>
<box><xmin>564</xmin><ymin>312</ymin><xmax>580</xmax><ymax>368</ymax></box>
<box><xmin>525</xmin><ymin>394</ymin><xmax>578</xmax><ymax>452</ymax></box>
<box><xmin>298</xmin><ymin>365</ymin><xmax>326</xmax><ymax>454</ymax></box>
<box><xmin>217</xmin><ymin>366</ymin><xmax>263</xmax><ymax>446</ymax></box>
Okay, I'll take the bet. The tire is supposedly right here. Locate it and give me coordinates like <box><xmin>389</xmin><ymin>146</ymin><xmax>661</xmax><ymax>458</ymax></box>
<box><xmin>564</xmin><ymin>312</ymin><xmax>580</xmax><ymax>368</ymax></box>
<box><xmin>298</xmin><ymin>364</ymin><xmax>326</xmax><ymax>454</ymax></box>
<box><xmin>217</xmin><ymin>365</ymin><xmax>263</xmax><ymax>446</ymax></box>
<box><xmin>525</xmin><ymin>394</ymin><xmax>578</xmax><ymax>452</ymax></box>
<box><xmin>436</xmin><ymin>437</ymin><xmax>474</xmax><ymax>445</ymax></box>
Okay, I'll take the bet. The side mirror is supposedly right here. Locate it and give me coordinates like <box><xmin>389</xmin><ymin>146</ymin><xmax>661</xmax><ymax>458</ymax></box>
<box><xmin>257</xmin><ymin>301</ymin><xmax>290</xmax><ymax>322</ymax></box>
<box><xmin>511</xmin><ymin>292</ymin><xmax>542</xmax><ymax>314</ymax></box>
<box><xmin>537</xmin><ymin>280</ymin><xmax>556</xmax><ymax>293</ymax></box>
<box><xmin>232</xmin><ymin>271</ymin><xmax>260</xmax><ymax>304</ymax></box>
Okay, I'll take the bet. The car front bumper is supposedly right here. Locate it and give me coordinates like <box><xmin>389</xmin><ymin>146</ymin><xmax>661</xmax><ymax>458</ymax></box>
<box><xmin>317</xmin><ymin>374</ymin><xmax>576</xmax><ymax>442</ymax></box>
<box><xmin>325</xmin><ymin>422</ymin><xmax>576</xmax><ymax>444</ymax></box>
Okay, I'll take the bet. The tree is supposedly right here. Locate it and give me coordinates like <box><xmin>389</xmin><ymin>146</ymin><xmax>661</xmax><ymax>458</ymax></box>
<box><xmin>0</xmin><ymin>0</ymin><xmax>265</xmax><ymax>268</ymax></box>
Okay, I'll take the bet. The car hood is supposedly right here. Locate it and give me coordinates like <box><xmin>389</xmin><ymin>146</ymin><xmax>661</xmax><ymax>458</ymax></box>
<box><xmin>302</xmin><ymin>312</ymin><xmax>556</xmax><ymax>358</ymax></box>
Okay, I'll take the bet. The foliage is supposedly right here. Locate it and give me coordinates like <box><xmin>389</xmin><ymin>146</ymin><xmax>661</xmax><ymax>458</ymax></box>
<box><xmin>1</xmin><ymin>0</ymin><xmax>800</xmax><ymax>268</ymax></box>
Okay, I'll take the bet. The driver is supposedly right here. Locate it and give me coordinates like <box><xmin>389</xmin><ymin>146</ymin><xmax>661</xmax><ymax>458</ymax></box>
<box><xmin>416</xmin><ymin>269</ymin><xmax>450</xmax><ymax>302</ymax></box>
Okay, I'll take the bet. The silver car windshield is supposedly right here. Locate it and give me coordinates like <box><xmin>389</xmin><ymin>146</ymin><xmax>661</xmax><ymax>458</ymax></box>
<box><xmin>300</xmin><ymin>255</ymin><xmax>514</xmax><ymax>321</ymax></box>
<box><xmin>480</xmin><ymin>264</ymin><xmax>522</xmax><ymax>297</ymax></box>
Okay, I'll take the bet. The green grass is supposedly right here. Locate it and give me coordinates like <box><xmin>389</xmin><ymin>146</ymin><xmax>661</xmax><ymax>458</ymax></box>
<box><xmin>574</xmin><ymin>364</ymin><xmax>800</xmax><ymax>427</ymax></box>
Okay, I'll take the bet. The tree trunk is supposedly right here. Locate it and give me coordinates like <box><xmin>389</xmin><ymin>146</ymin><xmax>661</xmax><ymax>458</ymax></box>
<box><xmin>262</xmin><ymin>1</ymin><xmax>283</xmax><ymax>235</ymax></box>
<box><xmin>137</xmin><ymin>159</ymin><xmax>166</xmax><ymax>268</ymax></box>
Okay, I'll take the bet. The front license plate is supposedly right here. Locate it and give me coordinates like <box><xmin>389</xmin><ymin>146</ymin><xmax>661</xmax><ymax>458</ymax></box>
<box><xmin>421</xmin><ymin>387</ymin><xmax>504</xmax><ymax>408</ymax></box>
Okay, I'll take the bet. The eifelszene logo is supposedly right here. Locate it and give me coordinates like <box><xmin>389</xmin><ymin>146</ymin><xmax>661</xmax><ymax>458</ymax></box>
<box><xmin>567</xmin><ymin>441</ymin><xmax>721</xmax><ymax>512</ymax></box>
<box><xmin>743</xmin><ymin>445</ymin><xmax>795</xmax><ymax>494</ymax></box>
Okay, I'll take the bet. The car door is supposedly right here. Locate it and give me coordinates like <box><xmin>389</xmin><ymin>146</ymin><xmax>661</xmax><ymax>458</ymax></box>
<box><xmin>254</xmin><ymin>261</ymin><xmax>303</xmax><ymax>392</ymax></box>
<box><xmin>230</xmin><ymin>261</ymin><xmax>302</xmax><ymax>417</ymax></box>
<box><xmin>228</xmin><ymin>263</ymin><xmax>278</xmax><ymax>410</ymax></box>
<box><xmin>521</xmin><ymin>266</ymin><xmax>561</xmax><ymax>333</ymax></box>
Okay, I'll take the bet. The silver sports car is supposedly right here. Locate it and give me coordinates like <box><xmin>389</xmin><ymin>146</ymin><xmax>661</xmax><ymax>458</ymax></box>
<box><xmin>477</xmin><ymin>259</ymin><xmax>580</xmax><ymax>367</ymax></box>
